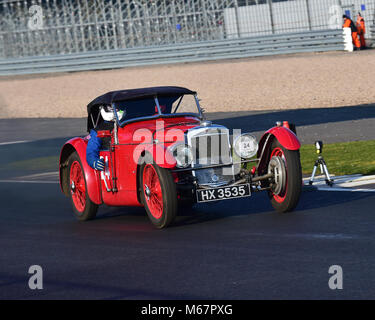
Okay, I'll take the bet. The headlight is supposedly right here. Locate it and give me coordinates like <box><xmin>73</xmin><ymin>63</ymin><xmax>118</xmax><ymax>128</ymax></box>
<box><xmin>233</xmin><ymin>133</ymin><xmax>258</xmax><ymax>159</ymax></box>
<box><xmin>169</xmin><ymin>143</ymin><xmax>193</xmax><ymax>168</ymax></box>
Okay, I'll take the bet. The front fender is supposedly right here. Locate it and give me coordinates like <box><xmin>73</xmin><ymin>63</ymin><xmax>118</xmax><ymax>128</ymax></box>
<box><xmin>261</xmin><ymin>126</ymin><xmax>301</xmax><ymax>151</ymax></box>
<box><xmin>59</xmin><ymin>137</ymin><xmax>102</xmax><ymax>205</ymax></box>
<box><xmin>257</xmin><ymin>126</ymin><xmax>301</xmax><ymax>175</ymax></box>
<box><xmin>258</xmin><ymin>127</ymin><xmax>301</xmax><ymax>153</ymax></box>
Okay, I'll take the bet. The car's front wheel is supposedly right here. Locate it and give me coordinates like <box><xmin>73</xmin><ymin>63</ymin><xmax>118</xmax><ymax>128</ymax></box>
<box><xmin>140</xmin><ymin>157</ymin><xmax>178</xmax><ymax>228</ymax></box>
<box><xmin>267</xmin><ymin>140</ymin><xmax>302</xmax><ymax>213</ymax></box>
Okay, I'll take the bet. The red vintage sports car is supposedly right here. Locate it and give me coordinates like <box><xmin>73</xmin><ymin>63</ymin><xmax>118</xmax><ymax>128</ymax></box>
<box><xmin>59</xmin><ymin>86</ymin><xmax>302</xmax><ymax>228</ymax></box>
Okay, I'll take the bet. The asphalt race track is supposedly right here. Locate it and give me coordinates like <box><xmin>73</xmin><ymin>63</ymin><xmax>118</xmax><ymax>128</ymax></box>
<box><xmin>1</xmin><ymin>106</ymin><xmax>375</xmax><ymax>299</ymax></box>
<box><xmin>2</xmin><ymin>104</ymin><xmax>375</xmax><ymax>144</ymax></box>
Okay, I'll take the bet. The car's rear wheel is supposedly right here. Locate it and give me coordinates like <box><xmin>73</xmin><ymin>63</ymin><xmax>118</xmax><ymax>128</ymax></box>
<box><xmin>267</xmin><ymin>140</ymin><xmax>302</xmax><ymax>213</ymax></box>
<box><xmin>68</xmin><ymin>152</ymin><xmax>98</xmax><ymax>221</ymax></box>
<box><xmin>140</xmin><ymin>157</ymin><xmax>177</xmax><ymax>228</ymax></box>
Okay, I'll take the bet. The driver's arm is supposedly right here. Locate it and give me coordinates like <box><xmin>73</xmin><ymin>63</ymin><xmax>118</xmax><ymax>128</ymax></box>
<box><xmin>86</xmin><ymin>129</ymin><xmax>104</xmax><ymax>171</ymax></box>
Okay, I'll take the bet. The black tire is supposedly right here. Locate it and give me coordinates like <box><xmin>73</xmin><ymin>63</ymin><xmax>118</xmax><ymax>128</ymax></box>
<box><xmin>139</xmin><ymin>155</ymin><xmax>178</xmax><ymax>228</ymax></box>
<box><xmin>268</xmin><ymin>139</ymin><xmax>302</xmax><ymax>213</ymax></box>
<box><xmin>67</xmin><ymin>151</ymin><xmax>98</xmax><ymax>221</ymax></box>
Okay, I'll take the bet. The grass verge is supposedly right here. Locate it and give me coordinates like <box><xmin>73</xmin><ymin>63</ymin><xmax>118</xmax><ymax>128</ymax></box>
<box><xmin>300</xmin><ymin>140</ymin><xmax>375</xmax><ymax>176</ymax></box>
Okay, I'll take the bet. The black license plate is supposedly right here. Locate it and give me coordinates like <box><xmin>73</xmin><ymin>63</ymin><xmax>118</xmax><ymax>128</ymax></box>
<box><xmin>196</xmin><ymin>184</ymin><xmax>251</xmax><ymax>203</ymax></box>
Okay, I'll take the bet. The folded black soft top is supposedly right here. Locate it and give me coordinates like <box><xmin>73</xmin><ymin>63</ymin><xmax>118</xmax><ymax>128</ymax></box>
<box><xmin>87</xmin><ymin>86</ymin><xmax>195</xmax><ymax>111</ymax></box>
<box><xmin>86</xmin><ymin>86</ymin><xmax>196</xmax><ymax>132</ymax></box>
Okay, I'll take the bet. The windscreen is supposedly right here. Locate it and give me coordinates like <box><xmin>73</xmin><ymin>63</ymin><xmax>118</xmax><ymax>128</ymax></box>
<box><xmin>115</xmin><ymin>94</ymin><xmax>200</xmax><ymax>125</ymax></box>
<box><xmin>170</xmin><ymin>94</ymin><xmax>200</xmax><ymax>115</ymax></box>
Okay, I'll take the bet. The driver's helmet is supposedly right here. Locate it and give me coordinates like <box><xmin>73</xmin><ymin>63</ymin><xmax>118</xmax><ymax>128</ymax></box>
<box><xmin>100</xmin><ymin>105</ymin><xmax>124</xmax><ymax>121</ymax></box>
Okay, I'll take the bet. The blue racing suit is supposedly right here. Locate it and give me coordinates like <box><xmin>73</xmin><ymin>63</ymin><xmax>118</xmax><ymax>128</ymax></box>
<box><xmin>86</xmin><ymin>121</ymin><xmax>113</xmax><ymax>170</ymax></box>
<box><xmin>86</xmin><ymin>129</ymin><xmax>103</xmax><ymax>170</ymax></box>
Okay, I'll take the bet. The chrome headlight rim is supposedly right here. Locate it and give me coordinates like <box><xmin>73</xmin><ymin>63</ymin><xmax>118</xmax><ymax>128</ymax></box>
<box><xmin>233</xmin><ymin>133</ymin><xmax>259</xmax><ymax>159</ymax></box>
<box><xmin>168</xmin><ymin>143</ymin><xmax>193</xmax><ymax>168</ymax></box>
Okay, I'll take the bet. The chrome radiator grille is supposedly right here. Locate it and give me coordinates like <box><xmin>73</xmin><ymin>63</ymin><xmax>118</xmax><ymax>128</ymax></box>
<box><xmin>187</xmin><ymin>126</ymin><xmax>234</xmax><ymax>187</ymax></box>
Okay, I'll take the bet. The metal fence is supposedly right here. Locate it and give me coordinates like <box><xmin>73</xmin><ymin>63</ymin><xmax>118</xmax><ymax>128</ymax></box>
<box><xmin>0</xmin><ymin>29</ymin><xmax>345</xmax><ymax>75</ymax></box>
<box><xmin>1</xmin><ymin>0</ymin><xmax>374</xmax><ymax>59</ymax></box>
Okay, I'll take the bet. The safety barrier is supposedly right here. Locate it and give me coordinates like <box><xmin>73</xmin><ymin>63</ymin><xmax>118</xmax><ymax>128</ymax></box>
<box><xmin>370</xmin><ymin>24</ymin><xmax>375</xmax><ymax>39</ymax></box>
<box><xmin>0</xmin><ymin>29</ymin><xmax>345</xmax><ymax>76</ymax></box>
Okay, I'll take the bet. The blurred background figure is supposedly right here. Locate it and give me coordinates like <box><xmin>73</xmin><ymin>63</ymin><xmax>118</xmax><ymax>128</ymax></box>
<box><xmin>342</xmin><ymin>15</ymin><xmax>361</xmax><ymax>50</ymax></box>
<box><xmin>356</xmin><ymin>12</ymin><xmax>366</xmax><ymax>49</ymax></box>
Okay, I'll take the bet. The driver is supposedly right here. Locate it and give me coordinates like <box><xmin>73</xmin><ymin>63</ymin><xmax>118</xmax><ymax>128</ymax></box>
<box><xmin>86</xmin><ymin>105</ymin><xmax>124</xmax><ymax>171</ymax></box>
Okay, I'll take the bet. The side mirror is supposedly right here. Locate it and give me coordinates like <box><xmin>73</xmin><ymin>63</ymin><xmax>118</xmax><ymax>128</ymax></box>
<box><xmin>97</xmin><ymin>130</ymin><xmax>111</xmax><ymax>138</ymax></box>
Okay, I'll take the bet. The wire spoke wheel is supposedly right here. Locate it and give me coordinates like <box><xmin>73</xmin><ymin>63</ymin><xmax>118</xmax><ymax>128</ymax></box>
<box><xmin>140</xmin><ymin>156</ymin><xmax>177</xmax><ymax>228</ymax></box>
<box><xmin>67</xmin><ymin>151</ymin><xmax>98</xmax><ymax>221</ymax></box>
<box><xmin>70</xmin><ymin>161</ymin><xmax>86</xmax><ymax>212</ymax></box>
<box><xmin>143</xmin><ymin>164</ymin><xmax>164</xmax><ymax>219</ymax></box>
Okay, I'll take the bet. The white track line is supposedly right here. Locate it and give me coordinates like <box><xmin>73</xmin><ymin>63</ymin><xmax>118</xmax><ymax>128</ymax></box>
<box><xmin>304</xmin><ymin>174</ymin><xmax>375</xmax><ymax>192</ymax></box>
<box><xmin>16</xmin><ymin>171</ymin><xmax>59</xmax><ymax>179</ymax></box>
<box><xmin>309</xmin><ymin>180</ymin><xmax>375</xmax><ymax>188</ymax></box>
<box><xmin>0</xmin><ymin>180</ymin><xmax>58</xmax><ymax>184</ymax></box>
<box><xmin>312</xmin><ymin>186</ymin><xmax>375</xmax><ymax>193</ymax></box>
<box><xmin>339</xmin><ymin>180</ymin><xmax>375</xmax><ymax>188</ymax></box>
<box><xmin>0</xmin><ymin>140</ymin><xmax>29</xmax><ymax>146</ymax></box>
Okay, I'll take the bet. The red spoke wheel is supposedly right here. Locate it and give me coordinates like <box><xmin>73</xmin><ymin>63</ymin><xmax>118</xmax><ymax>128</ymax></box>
<box><xmin>267</xmin><ymin>140</ymin><xmax>302</xmax><ymax>213</ymax></box>
<box><xmin>68</xmin><ymin>152</ymin><xmax>98</xmax><ymax>221</ymax></box>
<box><xmin>140</xmin><ymin>156</ymin><xmax>177</xmax><ymax>228</ymax></box>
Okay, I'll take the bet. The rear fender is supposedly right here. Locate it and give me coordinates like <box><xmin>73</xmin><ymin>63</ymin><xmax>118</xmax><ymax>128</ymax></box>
<box><xmin>59</xmin><ymin>137</ymin><xmax>102</xmax><ymax>205</ymax></box>
<box><xmin>257</xmin><ymin>126</ymin><xmax>301</xmax><ymax>175</ymax></box>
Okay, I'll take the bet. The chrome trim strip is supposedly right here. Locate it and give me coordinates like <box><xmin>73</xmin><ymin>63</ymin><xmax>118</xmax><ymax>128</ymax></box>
<box><xmin>171</xmin><ymin>159</ymin><xmax>259</xmax><ymax>172</ymax></box>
